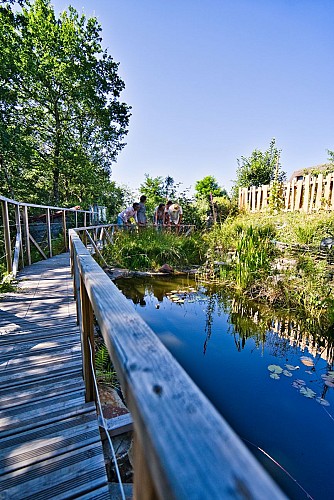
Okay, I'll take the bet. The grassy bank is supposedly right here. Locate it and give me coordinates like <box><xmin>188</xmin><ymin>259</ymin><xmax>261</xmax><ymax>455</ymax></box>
<box><xmin>204</xmin><ymin>211</ymin><xmax>334</xmax><ymax>326</ymax></box>
<box><xmin>102</xmin><ymin>228</ymin><xmax>207</xmax><ymax>270</ymax></box>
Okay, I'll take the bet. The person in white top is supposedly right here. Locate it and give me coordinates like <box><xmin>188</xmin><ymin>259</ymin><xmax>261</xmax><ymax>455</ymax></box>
<box><xmin>168</xmin><ymin>203</ymin><xmax>183</xmax><ymax>225</ymax></box>
<box><xmin>117</xmin><ymin>203</ymin><xmax>139</xmax><ymax>227</ymax></box>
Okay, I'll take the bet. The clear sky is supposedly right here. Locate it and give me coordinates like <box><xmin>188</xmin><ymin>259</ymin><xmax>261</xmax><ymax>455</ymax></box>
<box><xmin>52</xmin><ymin>0</ymin><xmax>334</xmax><ymax>195</ymax></box>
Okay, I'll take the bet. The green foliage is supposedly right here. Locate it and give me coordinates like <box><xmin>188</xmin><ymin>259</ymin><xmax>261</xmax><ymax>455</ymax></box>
<box><xmin>203</xmin><ymin>211</ymin><xmax>334</xmax><ymax>325</ymax></box>
<box><xmin>0</xmin><ymin>264</ymin><xmax>16</xmax><ymax>293</ymax></box>
<box><xmin>103</xmin><ymin>229</ymin><xmax>207</xmax><ymax>270</ymax></box>
<box><xmin>233</xmin><ymin>226</ymin><xmax>274</xmax><ymax>289</ymax></box>
<box><xmin>195</xmin><ymin>175</ymin><xmax>227</xmax><ymax>201</ymax></box>
<box><xmin>232</xmin><ymin>138</ymin><xmax>286</xmax><ymax>198</ymax></box>
<box><xmin>95</xmin><ymin>343</ymin><xmax>118</xmax><ymax>386</ymax></box>
<box><xmin>0</xmin><ymin>0</ymin><xmax>130</xmax><ymax>207</ymax></box>
<box><xmin>139</xmin><ymin>174</ymin><xmax>180</xmax><ymax>219</ymax></box>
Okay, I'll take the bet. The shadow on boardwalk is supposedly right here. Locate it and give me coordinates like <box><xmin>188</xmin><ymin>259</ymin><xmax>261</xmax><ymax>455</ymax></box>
<box><xmin>0</xmin><ymin>253</ymin><xmax>110</xmax><ymax>499</ymax></box>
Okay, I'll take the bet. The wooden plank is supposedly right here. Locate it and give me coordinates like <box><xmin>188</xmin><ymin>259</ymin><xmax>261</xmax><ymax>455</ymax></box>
<box><xmin>71</xmin><ymin>231</ymin><xmax>286</xmax><ymax>499</ymax></box>
<box><xmin>0</xmin><ymin>357</ymin><xmax>82</xmax><ymax>389</ymax></box>
<box><xmin>0</xmin><ymin>442</ymin><xmax>107</xmax><ymax>500</ymax></box>
<box><xmin>0</xmin><ymin>376</ymin><xmax>84</xmax><ymax>409</ymax></box>
<box><xmin>0</xmin><ymin>413</ymin><xmax>101</xmax><ymax>475</ymax></box>
<box><xmin>0</xmin><ymin>333</ymin><xmax>79</xmax><ymax>358</ymax></box>
<box><xmin>99</xmin><ymin>412</ymin><xmax>133</xmax><ymax>437</ymax></box>
<box><xmin>0</xmin><ymin>396</ymin><xmax>93</xmax><ymax>438</ymax></box>
<box><xmin>294</xmin><ymin>180</ymin><xmax>303</xmax><ymax>210</ymax></box>
<box><xmin>315</xmin><ymin>173</ymin><xmax>324</xmax><ymax>209</ymax></box>
<box><xmin>303</xmin><ymin>175</ymin><xmax>310</xmax><ymax>212</ymax></box>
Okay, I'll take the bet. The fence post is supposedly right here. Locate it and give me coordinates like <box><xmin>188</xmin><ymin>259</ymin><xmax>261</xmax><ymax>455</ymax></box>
<box><xmin>46</xmin><ymin>208</ymin><xmax>52</xmax><ymax>258</ymax></box>
<box><xmin>79</xmin><ymin>273</ymin><xmax>95</xmax><ymax>402</ymax></box>
<box><xmin>62</xmin><ymin>210</ymin><xmax>68</xmax><ymax>251</ymax></box>
<box><xmin>133</xmin><ymin>433</ymin><xmax>159</xmax><ymax>500</ymax></box>
<box><xmin>2</xmin><ymin>200</ymin><xmax>12</xmax><ymax>274</ymax></box>
<box><xmin>23</xmin><ymin>205</ymin><xmax>31</xmax><ymax>265</ymax></box>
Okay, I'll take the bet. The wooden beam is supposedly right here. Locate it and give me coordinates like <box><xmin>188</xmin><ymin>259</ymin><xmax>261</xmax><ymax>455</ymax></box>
<box><xmin>23</xmin><ymin>205</ymin><xmax>31</xmax><ymax>265</ymax></box>
<box><xmin>12</xmin><ymin>231</ymin><xmax>21</xmax><ymax>277</ymax></box>
<box><xmin>46</xmin><ymin>208</ymin><xmax>52</xmax><ymax>258</ymax></box>
<box><xmin>79</xmin><ymin>273</ymin><xmax>95</xmax><ymax>403</ymax></box>
<box><xmin>62</xmin><ymin>210</ymin><xmax>68</xmax><ymax>251</ymax></box>
<box><xmin>29</xmin><ymin>234</ymin><xmax>47</xmax><ymax>260</ymax></box>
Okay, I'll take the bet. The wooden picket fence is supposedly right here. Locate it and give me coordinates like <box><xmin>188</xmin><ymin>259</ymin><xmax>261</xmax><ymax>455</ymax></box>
<box><xmin>238</xmin><ymin>172</ymin><xmax>334</xmax><ymax>212</ymax></box>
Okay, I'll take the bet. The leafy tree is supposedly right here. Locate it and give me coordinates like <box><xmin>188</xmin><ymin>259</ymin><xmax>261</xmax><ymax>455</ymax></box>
<box><xmin>195</xmin><ymin>175</ymin><xmax>227</xmax><ymax>201</ymax></box>
<box><xmin>0</xmin><ymin>0</ymin><xmax>130</xmax><ymax>207</ymax></box>
<box><xmin>232</xmin><ymin>139</ymin><xmax>286</xmax><ymax>198</ymax></box>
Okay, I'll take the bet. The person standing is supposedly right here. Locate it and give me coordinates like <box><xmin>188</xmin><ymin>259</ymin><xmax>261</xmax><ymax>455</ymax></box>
<box><xmin>117</xmin><ymin>203</ymin><xmax>140</xmax><ymax>228</ymax></box>
<box><xmin>153</xmin><ymin>203</ymin><xmax>165</xmax><ymax>230</ymax></box>
<box><xmin>137</xmin><ymin>195</ymin><xmax>147</xmax><ymax>227</ymax></box>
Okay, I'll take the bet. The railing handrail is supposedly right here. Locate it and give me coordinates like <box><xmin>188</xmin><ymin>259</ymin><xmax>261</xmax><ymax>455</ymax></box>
<box><xmin>69</xmin><ymin>227</ymin><xmax>286</xmax><ymax>499</ymax></box>
<box><xmin>0</xmin><ymin>194</ymin><xmax>93</xmax><ymax>214</ymax></box>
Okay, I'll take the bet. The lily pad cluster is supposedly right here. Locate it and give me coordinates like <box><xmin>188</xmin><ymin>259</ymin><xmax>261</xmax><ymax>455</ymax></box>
<box><xmin>267</xmin><ymin>356</ymin><xmax>331</xmax><ymax>407</ymax></box>
<box><xmin>166</xmin><ymin>286</ymin><xmax>204</xmax><ymax>305</ymax></box>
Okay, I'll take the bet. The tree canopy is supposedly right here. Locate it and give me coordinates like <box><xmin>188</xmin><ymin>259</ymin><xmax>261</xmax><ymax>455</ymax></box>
<box><xmin>0</xmin><ymin>0</ymin><xmax>130</xmax><ymax>207</ymax></box>
<box><xmin>232</xmin><ymin>139</ymin><xmax>285</xmax><ymax>197</ymax></box>
<box><xmin>195</xmin><ymin>175</ymin><xmax>227</xmax><ymax>201</ymax></box>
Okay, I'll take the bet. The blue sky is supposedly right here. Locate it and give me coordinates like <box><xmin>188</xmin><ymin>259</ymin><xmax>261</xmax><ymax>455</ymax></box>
<box><xmin>52</xmin><ymin>0</ymin><xmax>334</xmax><ymax>195</ymax></box>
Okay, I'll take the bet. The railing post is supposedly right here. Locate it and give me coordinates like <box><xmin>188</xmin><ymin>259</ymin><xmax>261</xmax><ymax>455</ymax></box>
<box><xmin>79</xmin><ymin>273</ymin><xmax>95</xmax><ymax>402</ymax></box>
<box><xmin>62</xmin><ymin>210</ymin><xmax>68</xmax><ymax>251</ymax></box>
<box><xmin>133</xmin><ymin>433</ymin><xmax>159</xmax><ymax>500</ymax></box>
<box><xmin>2</xmin><ymin>200</ymin><xmax>12</xmax><ymax>274</ymax></box>
<box><xmin>12</xmin><ymin>204</ymin><xmax>22</xmax><ymax>276</ymax></box>
<box><xmin>46</xmin><ymin>208</ymin><xmax>52</xmax><ymax>258</ymax></box>
<box><xmin>23</xmin><ymin>205</ymin><xmax>31</xmax><ymax>265</ymax></box>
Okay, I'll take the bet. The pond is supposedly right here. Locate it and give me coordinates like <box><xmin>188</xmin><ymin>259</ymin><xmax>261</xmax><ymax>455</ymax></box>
<box><xmin>116</xmin><ymin>276</ymin><xmax>334</xmax><ymax>500</ymax></box>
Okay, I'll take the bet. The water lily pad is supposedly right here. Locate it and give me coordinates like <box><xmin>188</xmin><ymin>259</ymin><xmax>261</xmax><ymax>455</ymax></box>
<box><xmin>283</xmin><ymin>370</ymin><xmax>292</xmax><ymax>377</ymax></box>
<box><xmin>270</xmin><ymin>373</ymin><xmax>280</xmax><ymax>380</ymax></box>
<box><xmin>300</xmin><ymin>356</ymin><xmax>315</xmax><ymax>367</ymax></box>
<box><xmin>268</xmin><ymin>365</ymin><xmax>283</xmax><ymax>374</ymax></box>
<box><xmin>285</xmin><ymin>364</ymin><xmax>299</xmax><ymax>371</ymax></box>
<box><xmin>292</xmin><ymin>379</ymin><xmax>306</xmax><ymax>389</ymax></box>
<box><xmin>316</xmin><ymin>397</ymin><xmax>330</xmax><ymax>406</ymax></box>
<box><xmin>300</xmin><ymin>386</ymin><xmax>316</xmax><ymax>398</ymax></box>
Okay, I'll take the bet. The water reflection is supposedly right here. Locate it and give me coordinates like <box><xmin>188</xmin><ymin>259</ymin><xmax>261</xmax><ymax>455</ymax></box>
<box><xmin>115</xmin><ymin>276</ymin><xmax>334</xmax><ymax>500</ymax></box>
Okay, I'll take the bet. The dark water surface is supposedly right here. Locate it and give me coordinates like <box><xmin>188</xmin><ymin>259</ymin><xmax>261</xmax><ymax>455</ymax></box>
<box><xmin>116</xmin><ymin>276</ymin><xmax>334</xmax><ymax>500</ymax></box>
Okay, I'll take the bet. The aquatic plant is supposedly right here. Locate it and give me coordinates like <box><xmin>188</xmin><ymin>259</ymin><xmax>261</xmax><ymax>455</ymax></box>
<box><xmin>102</xmin><ymin>228</ymin><xmax>207</xmax><ymax>270</ymax></box>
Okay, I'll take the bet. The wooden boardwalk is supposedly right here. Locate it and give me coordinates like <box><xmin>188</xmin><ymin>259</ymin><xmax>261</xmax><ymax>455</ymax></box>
<box><xmin>0</xmin><ymin>253</ymin><xmax>110</xmax><ymax>499</ymax></box>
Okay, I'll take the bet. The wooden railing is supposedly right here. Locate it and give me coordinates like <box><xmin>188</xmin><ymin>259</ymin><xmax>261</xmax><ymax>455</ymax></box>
<box><xmin>70</xmin><ymin>227</ymin><xmax>286</xmax><ymax>499</ymax></box>
<box><xmin>239</xmin><ymin>172</ymin><xmax>334</xmax><ymax>212</ymax></box>
<box><xmin>0</xmin><ymin>195</ymin><xmax>96</xmax><ymax>277</ymax></box>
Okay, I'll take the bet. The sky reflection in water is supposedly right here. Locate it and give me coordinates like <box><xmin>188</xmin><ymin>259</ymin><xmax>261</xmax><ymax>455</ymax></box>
<box><xmin>116</xmin><ymin>276</ymin><xmax>334</xmax><ymax>500</ymax></box>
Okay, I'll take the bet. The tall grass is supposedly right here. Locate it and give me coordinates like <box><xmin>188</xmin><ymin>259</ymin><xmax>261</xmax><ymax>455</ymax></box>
<box><xmin>234</xmin><ymin>226</ymin><xmax>274</xmax><ymax>289</ymax></box>
<box><xmin>102</xmin><ymin>229</ymin><xmax>207</xmax><ymax>270</ymax></box>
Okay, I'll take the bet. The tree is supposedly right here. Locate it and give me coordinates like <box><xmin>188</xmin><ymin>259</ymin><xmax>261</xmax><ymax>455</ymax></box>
<box><xmin>232</xmin><ymin>138</ymin><xmax>286</xmax><ymax>198</ymax></box>
<box><xmin>0</xmin><ymin>0</ymin><xmax>130</xmax><ymax>206</ymax></box>
<box><xmin>195</xmin><ymin>175</ymin><xmax>227</xmax><ymax>201</ymax></box>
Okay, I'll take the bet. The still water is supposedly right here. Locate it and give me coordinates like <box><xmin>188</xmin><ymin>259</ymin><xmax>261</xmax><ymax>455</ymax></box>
<box><xmin>116</xmin><ymin>276</ymin><xmax>334</xmax><ymax>500</ymax></box>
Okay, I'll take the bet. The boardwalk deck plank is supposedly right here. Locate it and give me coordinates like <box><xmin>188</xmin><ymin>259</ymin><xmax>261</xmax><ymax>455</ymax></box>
<box><xmin>0</xmin><ymin>253</ymin><xmax>109</xmax><ymax>498</ymax></box>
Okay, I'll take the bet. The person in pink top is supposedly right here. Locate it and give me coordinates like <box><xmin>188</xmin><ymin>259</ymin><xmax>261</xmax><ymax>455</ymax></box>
<box><xmin>117</xmin><ymin>203</ymin><xmax>139</xmax><ymax>228</ymax></box>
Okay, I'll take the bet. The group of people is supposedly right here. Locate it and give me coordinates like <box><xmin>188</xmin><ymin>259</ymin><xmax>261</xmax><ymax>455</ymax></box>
<box><xmin>117</xmin><ymin>195</ymin><xmax>183</xmax><ymax>229</ymax></box>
